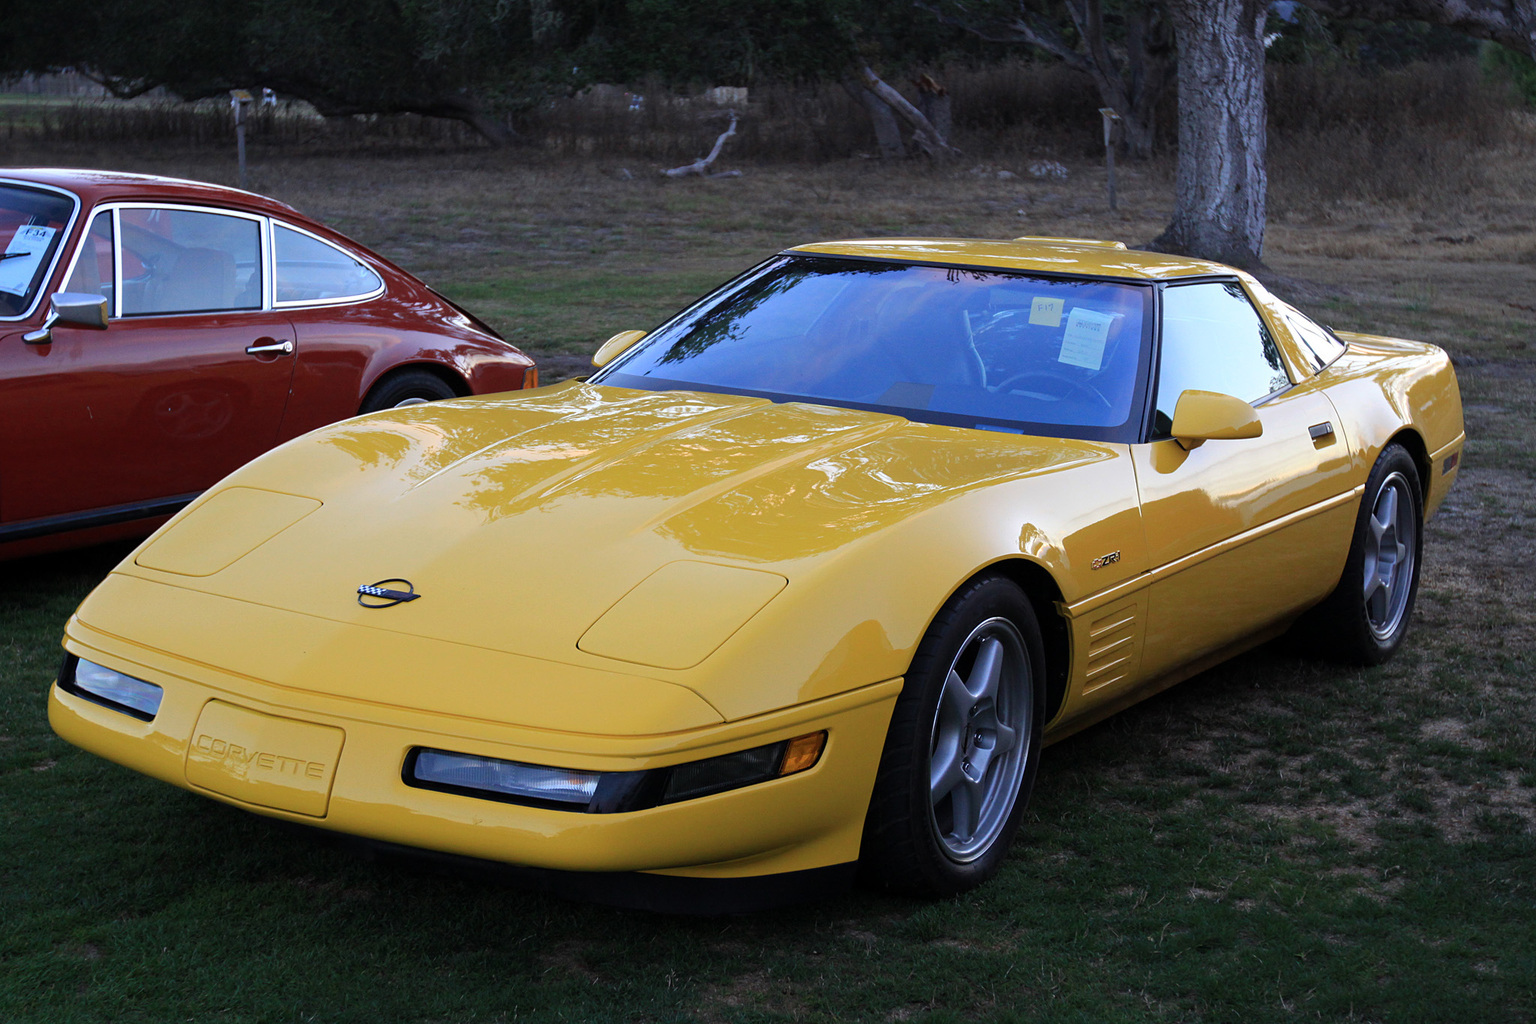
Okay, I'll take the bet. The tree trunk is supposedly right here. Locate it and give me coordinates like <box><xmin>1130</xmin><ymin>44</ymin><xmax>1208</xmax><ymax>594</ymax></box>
<box><xmin>858</xmin><ymin>66</ymin><xmax>960</xmax><ymax>157</ymax></box>
<box><xmin>844</xmin><ymin>79</ymin><xmax>906</xmax><ymax>159</ymax></box>
<box><xmin>913</xmin><ymin>73</ymin><xmax>952</xmax><ymax>142</ymax></box>
<box><xmin>1151</xmin><ymin>0</ymin><xmax>1270</xmax><ymax>267</ymax></box>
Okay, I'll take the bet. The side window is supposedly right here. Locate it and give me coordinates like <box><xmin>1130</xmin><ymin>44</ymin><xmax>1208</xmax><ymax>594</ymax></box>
<box><xmin>118</xmin><ymin>208</ymin><xmax>263</xmax><ymax>316</ymax></box>
<box><xmin>63</xmin><ymin>210</ymin><xmax>114</xmax><ymax>303</ymax></box>
<box><xmin>1279</xmin><ymin>302</ymin><xmax>1346</xmax><ymax>371</ymax></box>
<box><xmin>273</xmin><ymin>224</ymin><xmax>383</xmax><ymax>304</ymax></box>
<box><xmin>1154</xmin><ymin>281</ymin><xmax>1291</xmax><ymax>434</ymax></box>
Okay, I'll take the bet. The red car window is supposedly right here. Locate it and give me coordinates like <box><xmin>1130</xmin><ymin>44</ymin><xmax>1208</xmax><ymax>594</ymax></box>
<box><xmin>119</xmin><ymin>207</ymin><xmax>263</xmax><ymax>316</ymax></box>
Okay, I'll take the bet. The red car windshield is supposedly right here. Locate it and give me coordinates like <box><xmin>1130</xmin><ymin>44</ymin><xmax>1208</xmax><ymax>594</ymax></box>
<box><xmin>0</xmin><ymin>185</ymin><xmax>75</xmax><ymax>317</ymax></box>
<box><xmin>595</xmin><ymin>255</ymin><xmax>1155</xmax><ymax>442</ymax></box>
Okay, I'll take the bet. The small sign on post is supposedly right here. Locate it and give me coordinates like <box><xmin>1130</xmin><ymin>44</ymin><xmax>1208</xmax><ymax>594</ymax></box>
<box><xmin>1098</xmin><ymin>107</ymin><xmax>1122</xmax><ymax>212</ymax></box>
<box><xmin>230</xmin><ymin>89</ymin><xmax>254</xmax><ymax>190</ymax></box>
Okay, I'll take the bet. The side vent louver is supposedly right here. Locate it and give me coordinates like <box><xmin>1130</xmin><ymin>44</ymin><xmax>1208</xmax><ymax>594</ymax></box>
<box><xmin>1083</xmin><ymin>602</ymin><xmax>1138</xmax><ymax>694</ymax></box>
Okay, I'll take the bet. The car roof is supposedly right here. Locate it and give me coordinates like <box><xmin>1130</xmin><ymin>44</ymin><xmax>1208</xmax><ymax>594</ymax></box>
<box><xmin>0</xmin><ymin>167</ymin><xmax>305</xmax><ymax>220</ymax></box>
<box><xmin>787</xmin><ymin>237</ymin><xmax>1235</xmax><ymax>281</ymax></box>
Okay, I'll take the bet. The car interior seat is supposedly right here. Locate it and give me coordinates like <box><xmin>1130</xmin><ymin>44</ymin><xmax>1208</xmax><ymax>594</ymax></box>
<box><xmin>144</xmin><ymin>247</ymin><xmax>237</xmax><ymax>314</ymax></box>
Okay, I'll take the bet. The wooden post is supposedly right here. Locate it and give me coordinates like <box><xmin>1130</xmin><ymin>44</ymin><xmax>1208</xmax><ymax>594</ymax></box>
<box><xmin>230</xmin><ymin>90</ymin><xmax>253</xmax><ymax>190</ymax></box>
<box><xmin>1099</xmin><ymin>107</ymin><xmax>1121</xmax><ymax>212</ymax></box>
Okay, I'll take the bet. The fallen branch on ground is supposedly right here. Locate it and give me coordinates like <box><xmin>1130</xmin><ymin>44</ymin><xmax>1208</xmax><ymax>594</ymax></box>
<box><xmin>663</xmin><ymin>112</ymin><xmax>739</xmax><ymax>177</ymax></box>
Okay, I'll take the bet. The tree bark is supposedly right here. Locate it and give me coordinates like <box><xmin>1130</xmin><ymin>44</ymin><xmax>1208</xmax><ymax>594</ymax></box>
<box><xmin>913</xmin><ymin>72</ymin><xmax>952</xmax><ymax>142</ymax></box>
<box><xmin>845</xmin><ymin>79</ymin><xmax>906</xmax><ymax>158</ymax></box>
<box><xmin>1151</xmin><ymin>0</ymin><xmax>1270</xmax><ymax>267</ymax></box>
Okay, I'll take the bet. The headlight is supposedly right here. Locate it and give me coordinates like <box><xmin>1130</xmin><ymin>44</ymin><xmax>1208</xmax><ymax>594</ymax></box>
<box><xmin>410</xmin><ymin>750</ymin><xmax>602</xmax><ymax>807</ymax></box>
<box><xmin>405</xmin><ymin>731</ymin><xmax>826</xmax><ymax>813</ymax></box>
<box><xmin>60</xmin><ymin>656</ymin><xmax>163</xmax><ymax>720</ymax></box>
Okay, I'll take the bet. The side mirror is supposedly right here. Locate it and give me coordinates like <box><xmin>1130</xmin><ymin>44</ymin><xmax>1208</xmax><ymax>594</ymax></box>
<box><xmin>1169</xmin><ymin>389</ymin><xmax>1262</xmax><ymax>451</ymax></box>
<box><xmin>591</xmin><ymin>330</ymin><xmax>647</xmax><ymax>369</ymax></box>
<box><xmin>24</xmin><ymin>292</ymin><xmax>110</xmax><ymax>345</ymax></box>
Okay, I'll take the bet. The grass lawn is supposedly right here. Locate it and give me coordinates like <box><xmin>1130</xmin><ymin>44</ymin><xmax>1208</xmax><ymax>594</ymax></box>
<box><xmin>1</xmin><ymin>129</ymin><xmax>1534</xmax><ymax>1022</ymax></box>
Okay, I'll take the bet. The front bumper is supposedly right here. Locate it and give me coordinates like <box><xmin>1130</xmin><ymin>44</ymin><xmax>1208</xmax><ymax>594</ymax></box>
<box><xmin>51</xmin><ymin>616</ymin><xmax>901</xmax><ymax>882</ymax></box>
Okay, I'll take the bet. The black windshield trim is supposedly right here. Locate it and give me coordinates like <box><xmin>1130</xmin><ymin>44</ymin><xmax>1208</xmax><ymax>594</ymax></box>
<box><xmin>779</xmin><ymin>249</ymin><xmax>1172</xmax><ymax>286</ymax></box>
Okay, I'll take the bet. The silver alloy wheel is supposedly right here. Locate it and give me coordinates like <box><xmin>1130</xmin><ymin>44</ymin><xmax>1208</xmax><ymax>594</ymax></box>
<box><xmin>393</xmin><ymin>396</ymin><xmax>431</xmax><ymax>407</ymax></box>
<box><xmin>927</xmin><ymin>616</ymin><xmax>1033</xmax><ymax>862</ymax></box>
<box><xmin>1363</xmin><ymin>470</ymin><xmax>1417</xmax><ymax>641</ymax></box>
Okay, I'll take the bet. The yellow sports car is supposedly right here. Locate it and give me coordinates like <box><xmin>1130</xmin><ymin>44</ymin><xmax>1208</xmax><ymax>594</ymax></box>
<box><xmin>50</xmin><ymin>238</ymin><xmax>1464</xmax><ymax>910</ymax></box>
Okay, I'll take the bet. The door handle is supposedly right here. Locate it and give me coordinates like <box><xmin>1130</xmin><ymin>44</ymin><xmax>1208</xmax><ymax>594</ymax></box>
<box><xmin>246</xmin><ymin>339</ymin><xmax>294</xmax><ymax>356</ymax></box>
<box><xmin>1308</xmin><ymin>421</ymin><xmax>1334</xmax><ymax>441</ymax></box>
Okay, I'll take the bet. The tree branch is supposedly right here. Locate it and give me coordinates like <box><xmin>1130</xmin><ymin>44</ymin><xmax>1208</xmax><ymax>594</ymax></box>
<box><xmin>663</xmin><ymin>111</ymin><xmax>739</xmax><ymax>177</ymax></box>
<box><xmin>1298</xmin><ymin>0</ymin><xmax>1536</xmax><ymax>56</ymax></box>
<box><xmin>914</xmin><ymin>1</ymin><xmax>1095</xmax><ymax>74</ymax></box>
<box><xmin>859</xmin><ymin>65</ymin><xmax>961</xmax><ymax>157</ymax></box>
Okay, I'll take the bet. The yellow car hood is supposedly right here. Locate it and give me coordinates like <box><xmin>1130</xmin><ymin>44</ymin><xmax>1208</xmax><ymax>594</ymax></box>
<box><xmin>100</xmin><ymin>383</ymin><xmax>1115</xmax><ymax>720</ymax></box>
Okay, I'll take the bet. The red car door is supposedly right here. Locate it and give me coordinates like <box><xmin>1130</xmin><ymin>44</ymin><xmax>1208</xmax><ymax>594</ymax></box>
<box><xmin>0</xmin><ymin>204</ymin><xmax>296</xmax><ymax>524</ymax></box>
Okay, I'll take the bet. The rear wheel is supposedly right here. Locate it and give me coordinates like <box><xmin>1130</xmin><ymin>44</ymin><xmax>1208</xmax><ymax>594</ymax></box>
<box><xmin>1309</xmin><ymin>443</ymin><xmax>1424</xmax><ymax>664</ymax></box>
<box><xmin>861</xmin><ymin>575</ymin><xmax>1045</xmax><ymax>897</ymax></box>
<box><xmin>360</xmin><ymin>368</ymin><xmax>459</xmax><ymax>413</ymax></box>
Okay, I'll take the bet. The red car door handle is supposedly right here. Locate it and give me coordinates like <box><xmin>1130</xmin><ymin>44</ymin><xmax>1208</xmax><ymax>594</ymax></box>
<box><xmin>246</xmin><ymin>339</ymin><xmax>294</xmax><ymax>356</ymax></box>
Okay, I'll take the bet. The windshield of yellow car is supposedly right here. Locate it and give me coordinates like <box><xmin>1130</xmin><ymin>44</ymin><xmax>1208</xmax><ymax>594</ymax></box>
<box><xmin>593</xmin><ymin>255</ymin><xmax>1154</xmax><ymax>442</ymax></box>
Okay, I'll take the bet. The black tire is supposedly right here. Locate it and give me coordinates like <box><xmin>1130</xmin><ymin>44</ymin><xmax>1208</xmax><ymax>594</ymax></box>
<box><xmin>1308</xmin><ymin>442</ymin><xmax>1424</xmax><ymax>665</ymax></box>
<box><xmin>359</xmin><ymin>368</ymin><xmax>459</xmax><ymax>414</ymax></box>
<box><xmin>860</xmin><ymin>575</ymin><xmax>1046</xmax><ymax>897</ymax></box>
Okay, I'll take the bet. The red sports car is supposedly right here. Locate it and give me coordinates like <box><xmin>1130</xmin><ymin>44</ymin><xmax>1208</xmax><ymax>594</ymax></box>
<box><xmin>0</xmin><ymin>169</ymin><xmax>536</xmax><ymax>559</ymax></box>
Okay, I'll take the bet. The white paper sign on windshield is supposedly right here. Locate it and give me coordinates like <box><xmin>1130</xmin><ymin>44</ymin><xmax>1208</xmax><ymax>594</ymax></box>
<box><xmin>0</xmin><ymin>225</ymin><xmax>56</xmax><ymax>297</ymax></box>
<box><xmin>1057</xmin><ymin>308</ymin><xmax>1116</xmax><ymax>370</ymax></box>
<box><xmin>1028</xmin><ymin>296</ymin><xmax>1063</xmax><ymax>327</ymax></box>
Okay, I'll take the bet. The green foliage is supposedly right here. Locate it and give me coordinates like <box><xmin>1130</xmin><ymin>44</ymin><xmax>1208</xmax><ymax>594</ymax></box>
<box><xmin>1483</xmin><ymin>42</ymin><xmax>1536</xmax><ymax>105</ymax></box>
<box><xmin>0</xmin><ymin>0</ymin><xmax>598</xmax><ymax>134</ymax></box>
<box><xmin>575</xmin><ymin>0</ymin><xmax>980</xmax><ymax>87</ymax></box>
<box><xmin>1265</xmin><ymin>10</ymin><xmax>1481</xmax><ymax>67</ymax></box>
<box><xmin>578</xmin><ymin>0</ymin><xmax>859</xmax><ymax>84</ymax></box>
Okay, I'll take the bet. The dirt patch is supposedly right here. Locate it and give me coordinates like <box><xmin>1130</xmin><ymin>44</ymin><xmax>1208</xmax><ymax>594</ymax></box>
<box><xmin>693</xmin><ymin>970</ymin><xmax>805</xmax><ymax>1023</ymax></box>
<box><xmin>537</xmin><ymin>940</ymin><xmax>604</xmax><ymax>985</ymax></box>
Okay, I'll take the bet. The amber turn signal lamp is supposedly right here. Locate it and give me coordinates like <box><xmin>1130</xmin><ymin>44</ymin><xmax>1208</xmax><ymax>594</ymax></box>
<box><xmin>522</xmin><ymin>367</ymin><xmax>539</xmax><ymax>389</ymax></box>
<box><xmin>779</xmin><ymin>731</ymin><xmax>826</xmax><ymax>776</ymax></box>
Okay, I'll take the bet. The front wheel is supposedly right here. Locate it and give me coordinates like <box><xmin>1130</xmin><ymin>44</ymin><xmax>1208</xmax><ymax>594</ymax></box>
<box><xmin>1308</xmin><ymin>443</ymin><xmax>1424</xmax><ymax>664</ymax></box>
<box><xmin>860</xmin><ymin>575</ymin><xmax>1046</xmax><ymax>897</ymax></box>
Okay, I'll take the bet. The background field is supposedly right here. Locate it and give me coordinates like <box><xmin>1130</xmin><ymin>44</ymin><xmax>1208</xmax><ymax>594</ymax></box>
<box><xmin>2</xmin><ymin>102</ymin><xmax>1534</xmax><ymax>1021</ymax></box>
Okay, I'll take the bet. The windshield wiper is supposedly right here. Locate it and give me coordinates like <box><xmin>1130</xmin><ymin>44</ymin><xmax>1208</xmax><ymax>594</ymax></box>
<box><xmin>0</xmin><ymin>251</ymin><xmax>32</xmax><ymax>261</ymax></box>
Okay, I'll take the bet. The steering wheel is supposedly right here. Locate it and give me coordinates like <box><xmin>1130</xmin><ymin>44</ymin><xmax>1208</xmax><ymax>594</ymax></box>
<box><xmin>990</xmin><ymin>370</ymin><xmax>1113</xmax><ymax>411</ymax></box>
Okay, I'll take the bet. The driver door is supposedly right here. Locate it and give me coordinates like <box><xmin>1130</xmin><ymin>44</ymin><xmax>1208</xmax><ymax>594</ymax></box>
<box><xmin>1134</xmin><ymin>280</ymin><xmax>1358</xmax><ymax>680</ymax></box>
<box><xmin>0</xmin><ymin>204</ymin><xmax>296</xmax><ymax>524</ymax></box>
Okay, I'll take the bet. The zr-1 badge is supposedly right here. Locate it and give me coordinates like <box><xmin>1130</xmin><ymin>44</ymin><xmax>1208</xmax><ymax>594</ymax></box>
<box><xmin>1090</xmin><ymin>550</ymin><xmax>1121</xmax><ymax>570</ymax></box>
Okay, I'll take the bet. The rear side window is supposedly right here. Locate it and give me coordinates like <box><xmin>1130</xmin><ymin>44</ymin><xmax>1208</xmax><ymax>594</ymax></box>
<box><xmin>119</xmin><ymin>207</ymin><xmax>263</xmax><ymax>315</ymax></box>
<box><xmin>273</xmin><ymin>224</ymin><xmax>382</xmax><ymax>304</ymax></box>
<box><xmin>1278</xmin><ymin>302</ymin><xmax>1347</xmax><ymax>372</ymax></box>
<box><xmin>1154</xmin><ymin>281</ymin><xmax>1292</xmax><ymax>435</ymax></box>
